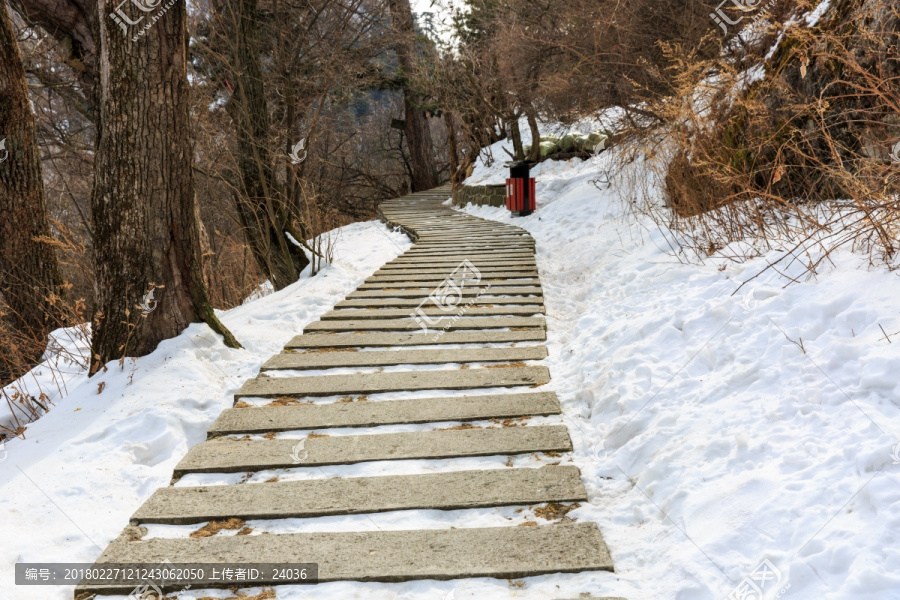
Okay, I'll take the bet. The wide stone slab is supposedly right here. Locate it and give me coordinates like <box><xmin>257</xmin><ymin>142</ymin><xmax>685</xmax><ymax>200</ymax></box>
<box><xmin>412</xmin><ymin>240</ymin><xmax>531</xmax><ymax>247</ymax></box>
<box><xmin>389</xmin><ymin>250</ymin><xmax>533</xmax><ymax>257</ymax></box>
<box><xmin>387</xmin><ymin>255</ymin><xmax>534</xmax><ymax>264</ymax></box>
<box><xmin>335</xmin><ymin>297</ymin><xmax>544</xmax><ymax>308</ymax></box>
<box><xmin>303</xmin><ymin>316</ymin><xmax>546</xmax><ymax>332</ymax></box>
<box><xmin>405</xmin><ymin>246</ymin><xmax>533</xmax><ymax>251</ymax></box>
<box><xmin>379</xmin><ymin>261</ymin><xmax>537</xmax><ymax>270</ymax></box>
<box><xmin>321</xmin><ymin>306</ymin><xmax>544</xmax><ymax>319</ymax></box>
<box><xmin>381</xmin><ymin>256</ymin><xmax>536</xmax><ymax>263</ymax></box>
<box><xmin>262</xmin><ymin>346</ymin><xmax>548</xmax><ymax>370</ymax></box>
<box><xmin>210</xmin><ymin>391</ymin><xmax>559</xmax><ymax>434</ymax></box>
<box><xmin>285</xmin><ymin>329</ymin><xmax>546</xmax><ymax>348</ymax></box>
<box><xmin>415</xmin><ymin>241</ymin><xmax>528</xmax><ymax>247</ymax></box>
<box><xmin>374</xmin><ymin>265</ymin><xmax>538</xmax><ymax>275</ymax></box>
<box><xmin>404</xmin><ymin>248</ymin><xmax>534</xmax><ymax>257</ymax></box>
<box><xmin>77</xmin><ymin>522</ymin><xmax>612</xmax><ymax>594</ymax></box>
<box><xmin>174</xmin><ymin>425</ymin><xmax>573</xmax><ymax>474</ymax></box>
<box><xmin>366</xmin><ymin>271</ymin><xmax>538</xmax><ymax>282</ymax></box>
<box><xmin>132</xmin><ymin>466</ymin><xmax>586</xmax><ymax>524</ymax></box>
<box><xmin>235</xmin><ymin>366</ymin><xmax>550</xmax><ymax>398</ymax></box>
<box><xmin>408</xmin><ymin>241</ymin><xmax>534</xmax><ymax>248</ymax></box>
<box><xmin>357</xmin><ymin>278</ymin><xmax>540</xmax><ymax>289</ymax></box>
<box><xmin>346</xmin><ymin>286</ymin><xmax>542</xmax><ymax>299</ymax></box>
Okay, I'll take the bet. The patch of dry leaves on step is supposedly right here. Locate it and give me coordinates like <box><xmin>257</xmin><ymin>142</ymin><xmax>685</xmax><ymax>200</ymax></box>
<box><xmin>515</xmin><ymin>502</ymin><xmax>581</xmax><ymax>527</ymax></box>
<box><xmin>190</xmin><ymin>518</ymin><xmax>253</xmax><ymax>538</ymax></box>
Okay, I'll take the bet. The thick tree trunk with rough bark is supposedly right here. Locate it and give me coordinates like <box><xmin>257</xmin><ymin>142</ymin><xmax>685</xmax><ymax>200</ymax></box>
<box><xmin>445</xmin><ymin>111</ymin><xmax>461</xmax><ymax>184</ymax></box>
<box><xmin>509</xmin><ymin>117</ymin><xmax>525</xmax><ymax>160</ymax></box>
<box><xmin>90</xmin><ymin>0</ymin><xmax>240</xmax><ymax>373</ymax></box>
<box><xmin>387</xmin><ymin>0</ymin><xmax>439</xmax><ymax>192</ymax></box>
<box><xmin>223</xmin><ymin>0</ymin><xmax>310</xmax><ymax>291</ymax></box>
<box><xmin>0</xmin><ymin>1</ymin><xmax>64</xmax><ymax>379</ymax></box>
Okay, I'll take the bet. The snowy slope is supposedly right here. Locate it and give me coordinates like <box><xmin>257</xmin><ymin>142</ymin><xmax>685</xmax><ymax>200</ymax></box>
<box><xmin>458</xmin><ymin>137</ymin><xmax>900</xmax><ymax>599</ymax></box>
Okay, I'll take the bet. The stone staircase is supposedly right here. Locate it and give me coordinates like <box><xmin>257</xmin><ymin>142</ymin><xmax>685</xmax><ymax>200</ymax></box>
<box><xmin>76</xmin><ymin>185</ymin><xmax>615</xmax><ymax>598</ymax></box>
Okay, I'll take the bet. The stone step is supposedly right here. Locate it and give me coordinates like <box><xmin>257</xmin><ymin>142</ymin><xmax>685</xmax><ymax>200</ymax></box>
<box><xmin>303</xmin><ymin>316</ymin><xmax>546</xmax><ymax>332</ymax></box>
<box><xmin>411</xmin><ymin>239</ymin><xmax>533</xmax><ymax>246</ymax></box>
<box><xmin>346</xmin><ymin>286</ymin><xmax>542</xmax><ymax>299</ymax></box>
<box><xmin>175</xmin><ymin>425</ymin><xmax>573</xmax><ymax>475</ymax></box>
<box><xmin>366</xmin><ymin>271</ymin><xmax>538</xmax><ymax>282</ymax></box>
<box><xmin>357</xmin><ymin>279</ymin><xmax>540</xmax><ymax>289</ymax></box>
<box><xmin>285</xmin><ymin>329</ymin><xmax>546</xmax><ymax>348</ymax></box>
<box><xmin>235</xmin><ymin>366</ymin><xmax>550</xmax><ymax>398</ymax></box>
<box><xmin>413</xmin><ymin>239</ymin><xmax>530</xmax><ymax>246</ymax></box>
<box><xmin>406</xmin><ymin>244</ymin><xmax>533</xmax><ymax>249</ymax></box>
<box><xmin>334</xmin><ymin>297</ymin><xmax>544</xmax><ymax>309</ymax></box>
<box><xmin>380</xmin><ymin>257</ymin><xmax>536</xmax><ymax>265</ymax></box>
<box><xmin>404</xmin><ymin>248</ymin><xmax>534</xmax><ymax>257</ymax></box>
<box><xmin>417</xmin><ymin>232</ymin><xmax>529</xmax><ymax>238</ymax></box>
<box><xmin>372</xmin><ymin>267</ymin><xmax>538</xmax><ymax>276</ymax></box>
<box><xmin>285</xmin><ymin>328</ymin><xmax>547</xmax><ymax>348</ymax></box>
<box><xmin>388</xmin><ymin>254</ymin><xmax>533</xmax><ymax>264</ymax></box>
<box><xmin>77</xmin><ymin>522</ymin><xmax>612</xmax><ymax>594</ymax></box>
<box><xmin>417</xmin><ymin>241</ymin><xmax>527</xmax><ymax>246</ymax></box>
<box><xmin>261</xmin><ymin>345</ymin><xmax>547</xmax><ymax>370</ymax></box>
<box><xmin>211</xmin><ymin>391</ymin><xmax>559</xmax><ymax>434</ymax></box>
<box><xmin>133</xmin><ymin>466</ymin><xmax>586</xmax><ymax>524</ymax></box>
<box><xmin>410</xmin><ymin>239</ymin><xmax>533</xmax><ymax>244</ymax></box>
<box><xmin>380</xmin><ymin>261</ymin><xmax>537</xmax><ymax>270</ymax></box>
<box><xmin>321</xmin><ymin>306</ymin><xmax>544</xmax><ymax>319</ymax></box>
<box><xmin>390</xmin><ymin>249</ymin><xmax>533</xmax><ymax>256</ymax></box>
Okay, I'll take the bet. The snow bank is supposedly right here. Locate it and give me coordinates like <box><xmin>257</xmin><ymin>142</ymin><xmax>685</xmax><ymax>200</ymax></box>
<box><xmin>457</xmin><ymin>139</ymin><xmax>900</xmax><ymax>599</ymax></box>
<box><xmin>0</xmin><ymin>221</ymin><xmax>412</xmax><ymax>600</ymax></box>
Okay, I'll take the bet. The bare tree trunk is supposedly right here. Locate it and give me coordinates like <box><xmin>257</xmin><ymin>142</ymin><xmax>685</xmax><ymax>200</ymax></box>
<box><xmin>0</xmin><ymin>1</ymin><xmax>65</xmax><ymax>378</ymax></box>
<box><xmin>223</xmin><ymin>0</ymin><xmax>310</xmax><ymax>291</ymax></box>
<box><xmin>90</xmin><ymin>0</ymin><xmax>240</xmax><ymax>373</ymax></box>
<box><xmin>509</xmin><ymin>116</ymin><xmax>525</xmax><ymax>160</ymax></box>
<box><xmin>445</xmin><ymin>111</ymin><xmax>461</xmax><ymax>184</ymax></box>
<box><xmin>387</xmin><ymin>0</ymin><xmax>439</xmax><ymax>192</ymax></box>
<box><xmin>526</xmin><ymin>109</ymin><xmax>541</xmax><ymax>161</ymax></box>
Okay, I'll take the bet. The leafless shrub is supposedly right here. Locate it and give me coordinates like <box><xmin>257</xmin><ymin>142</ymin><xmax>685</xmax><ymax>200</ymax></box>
<box><xmin>622</xmin><ymin>0</ymin><xmax>900</xmax><ymax>278</ymax></box>
<box><xmin>0</xmin><ymin>226</ymin><xmax>91</xmax><ymax>437</ymax></box>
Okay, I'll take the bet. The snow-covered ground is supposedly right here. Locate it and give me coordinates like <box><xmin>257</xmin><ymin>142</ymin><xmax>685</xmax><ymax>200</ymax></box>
<box><xmin>0</xmin><ymin>221</ymin><xmax>413</xmax><ymax>600</ymax></box>
<box><xmin>460</xmin><ymin>135</ymin><xmax>900</xmax><ymax>599</ymax></box>
<box><xmin>2</xmin><ymin>131</ymin><xmax>900</xmax><ymax>600</ymax></box>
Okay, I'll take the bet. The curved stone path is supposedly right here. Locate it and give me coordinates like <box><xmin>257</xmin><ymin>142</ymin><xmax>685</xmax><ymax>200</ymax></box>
<box><xmin>76</xmin><ymin>186</ymin><xmax>615</xmax><ymax>598</ymax></box>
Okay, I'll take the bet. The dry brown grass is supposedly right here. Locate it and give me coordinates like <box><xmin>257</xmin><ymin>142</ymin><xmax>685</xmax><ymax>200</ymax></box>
<box><xmin>190</xmin><ymin>518</ymin><xmax>246</xmax><ymax>538</ymax></box>
<box><xmin>0</xmin><ymin>225</ymin><xmax>91</xmax><ymax>438</ymax></box>
<box><xmin>269</xmin><ymin>397</ymin><xmax>302</xmax><ymax>407</ymax></box>
<box><xmin>491</xmin><ymin>416</ymin><xmax>531</xmax><ymax>427</ymax></box>
<box><xmin>534</xmin><ymin>502</ymin><xmax>581</xmax><ymax>520</ymax></box>
<box><xmin>624</xmin><ymin>0</ymin><xmax>900</xmax><ymax>276</ymax></box>
<box><xmin>438</xmin><ymin>423</ymin><xmax>480</xmax><ymax>430</ymax></box>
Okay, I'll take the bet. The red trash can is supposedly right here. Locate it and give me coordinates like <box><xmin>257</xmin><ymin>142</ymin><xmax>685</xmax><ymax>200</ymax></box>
<box><xmin>505</xmin><ymin>161</ymin><xmax>536</xmax><ymax>216</ymax></box>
